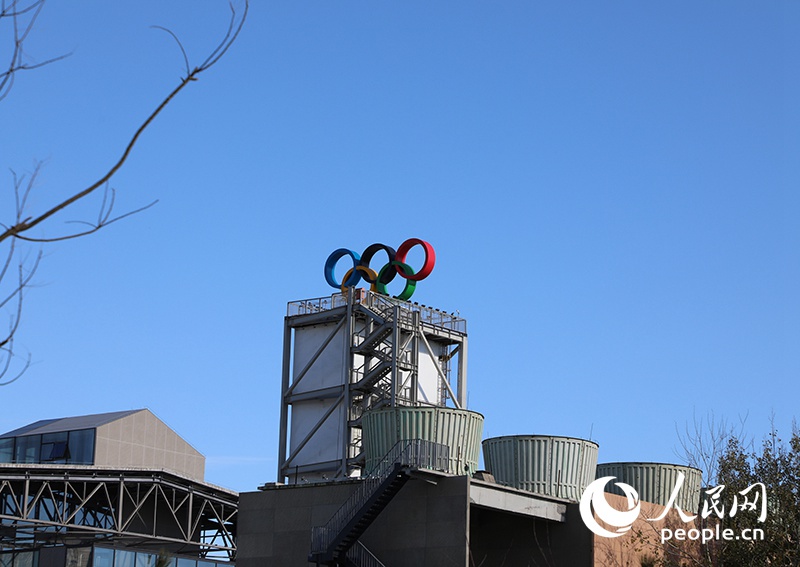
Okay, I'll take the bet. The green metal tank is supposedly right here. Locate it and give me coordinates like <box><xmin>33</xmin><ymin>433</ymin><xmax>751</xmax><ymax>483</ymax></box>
<box><xmin>361</xmin><ymin>407</ymin><xmax>484</xmax><ymax>475</ymax></box>
<box><xmin>482</xmin><ymin>435</ymin><xmax>599</xmax><ymax>502</ymax></box>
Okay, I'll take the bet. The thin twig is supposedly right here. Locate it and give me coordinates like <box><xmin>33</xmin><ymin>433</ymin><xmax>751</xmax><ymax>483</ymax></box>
<box><xmin>0</xmin><ymin>1</ymin><xmax>248</xmax><ymax>385</ymax></box>
<box><xmin>0</xmin><ymin>1</ymin><xmax>247</xmax><ymax>244</ymax></box>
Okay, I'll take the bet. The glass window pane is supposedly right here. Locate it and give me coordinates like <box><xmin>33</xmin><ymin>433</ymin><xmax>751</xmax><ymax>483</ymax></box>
<box><xmin>68</xmin><ymin>430</ymin><xmax>95</xmax><ymax>465</ymax></box>
<box><xmin>14</xmin><ymin>435</ymin><xmax>40</xmax><ymax>463</ymax></box>
<box><xmin>40</xmin><ymin>443</ymin><xmax>53</xmax><ymax>460</ymax></box>
<box><xmin>41</xmin><ymin>432</ymin><xmax>68</xmax><ymax>444</ymax></box>
<box><xmin>113</xmin><ymin>551</ymin><xmax>134</xmax><ymax>567</ymax></box>
<box><xmin>66</xmin><ymin>548</ymin><xmax>91</xmax><ymax>567</ymax></box>
<box><xmin>0</xmin><ymin>553</ymin><xmax>12</xmax><ymax>567</ymax></box>
<box><xmin>176</xmin><ymin>558</ymin><xmax>195</xmax><ymax>567</ymax></box>
<box><xmin>41</xmin><ymin>441</ymin><xmax>69</xmax><ymax>462</ymax></box>
<box><xmin>93</xmin><ymin>548</ymin><xmax>114</xmax><ymax>567</ymax></box>
<box><xmin>16</xmin><ymin>552</ymin><xmax>35</xmax><ymax>567</ymax></box>
<box><xmin>0</xmin><ymin>439</ymin><xmax>13</xmax><ymax>463</ymax></box>
<box><xmin>134</xmin><ymin>554</ymin><xmax>154</xmax><ymax>567</ymax></box>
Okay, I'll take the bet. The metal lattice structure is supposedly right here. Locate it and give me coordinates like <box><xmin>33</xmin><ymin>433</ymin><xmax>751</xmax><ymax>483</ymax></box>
<box><xmin>277</xmin><ymin>289</ymin><xmax>467</xmax><ymax>483</ymax></box>
<box><xmin>0</xmin><ymin>466</ymin><xmax>236</xmax><ymax>559</ymax></box>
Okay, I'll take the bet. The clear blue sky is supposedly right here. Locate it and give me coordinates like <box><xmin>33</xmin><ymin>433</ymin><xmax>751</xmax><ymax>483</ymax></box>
<box><xmin>1</xmin><ymin>1</ymin><xmax>798</xmax><ymax>492</ymax></box>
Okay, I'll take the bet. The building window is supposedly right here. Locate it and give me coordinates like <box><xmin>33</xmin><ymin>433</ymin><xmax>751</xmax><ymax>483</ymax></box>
<box><xmin>0</xmin><ymin>438</ymin><xmax>13</xmax><ymax>463</ymax></box>
<box><xmin>14</xmin><ymin>553</ymin><xmax>35</xmax><ymax>567</ymax></box>
<box><xmin>68</xmin><ymin>429</ymin><xmax>95</xmax><ymax>464</ymax></box>
<box><xmin>41</xmin><ymin>432</ymin><xmax>70</xmax><ymax>463</ymax></box>
<box><xmin>134</xmin><ymin>553</ymin><xmax>154</xmax><ymax>567</ymax></box>
<box><xmin>93</xmin><ymin>548</ymin><xmax>114</xmax><ymax>567</ymax></box>
<box><xmin>66</xmin><ymin>548</ymin><xmax>91</xmax><ymax>567</ymax></box>
<box><xmin>1</xmin><ymin>429</ymin><xmax>95</xmax><ymax>465</ymax></box>
<box><xmin>0</xmin><ymin>552</ymin><xmax>38</xmax><ymax>567</ymax></box>
<box><xmin>113</xmin><ymin>550</ymin><xmax>135</xmax><ymax>567</ymax></box>
<box><xmin>13</xmin><ymin>435</ymin><xmax>40</xmax><ymax>463</ymax></box>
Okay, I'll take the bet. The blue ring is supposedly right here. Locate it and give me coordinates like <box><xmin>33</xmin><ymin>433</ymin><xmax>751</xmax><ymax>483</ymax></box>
<box><xmin>324</xmin><ymin>249</ymin><xmax>362</xmax><ymax>288</ymax></box>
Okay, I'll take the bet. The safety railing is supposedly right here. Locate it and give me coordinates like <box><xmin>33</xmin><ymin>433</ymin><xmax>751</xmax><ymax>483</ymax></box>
<box><xmin>288</xmin><ymin>291</ymin><xmax>466</xmax><ymax>333</ymax></box>
<box><xmin>346</xmin><ymin>540</ymin><xmax>386</xmax><ymax>567</ymax></box>
<box><xmin>310</xmin><ymin>439</ymin><xmax>450</xmax><ymax>555</ymax></box>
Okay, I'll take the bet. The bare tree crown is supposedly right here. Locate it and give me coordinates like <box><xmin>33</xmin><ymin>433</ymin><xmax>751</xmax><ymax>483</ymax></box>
<box><xmin>0</xmin><ymin>0</ymin><xmax>247</xmax><ymax>385</ymax></box>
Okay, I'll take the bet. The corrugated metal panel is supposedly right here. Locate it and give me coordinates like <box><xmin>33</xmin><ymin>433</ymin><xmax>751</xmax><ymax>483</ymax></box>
<box><xmin>362</xmin><ymin>407</ymin><xmax>484</xmax><ymax>475</ymax></box>
<box><xmin>482</xmin><ymin>435</ymin><xmax>599</xmax><ymax>502</ymax></box>
<box><xmin>596</xmin><ymin>462</ymin><xmax>702</xmax><ymax>512</ymax></box>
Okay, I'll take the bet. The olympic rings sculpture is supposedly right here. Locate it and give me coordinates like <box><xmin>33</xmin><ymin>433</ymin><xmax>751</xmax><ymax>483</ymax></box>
<box><xmin>324</xmin><ymin>238</ymin><xmax>435</xmax><ymax>301</ymax></box>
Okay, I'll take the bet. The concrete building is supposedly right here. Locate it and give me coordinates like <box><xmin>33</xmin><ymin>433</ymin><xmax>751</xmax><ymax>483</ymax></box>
<box><xmin>238</xmin><ymin>470</ymin><xmax>593</xmax><ymax>566</ymax></box>
<box><xmin>0</xmin><ymin>410</ymin><xmax>237</xmax><ymax>567</ymax></box>
<box><xmin>0</xmin><ymin>409</ymin><xmax>204</xmax><ymax>481</ymax></box>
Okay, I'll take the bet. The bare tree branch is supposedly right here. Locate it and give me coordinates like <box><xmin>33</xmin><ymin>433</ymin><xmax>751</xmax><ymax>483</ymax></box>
<box><xmin>0</xmin><ymin>252</ymin><xmax>40</xmax><ymax>347</ymax></box>
<box><xmin>0</xmin><ymin>1</ymin><xmax>248</xmax><ymax>385</ymax></box>
<box><xmin>0</xmin><ymin>0</ymin><xmax>71</xmax><ymax>102</ymax></box>
<box><xmin>0</xmin><ymin>2</ymin><xmax>247</xmax><ymax>244</ymax></box>
<box><xmin>674</xmin><ymin>409</ymin><xmax>751</xmax><ymax>487</ymax></box>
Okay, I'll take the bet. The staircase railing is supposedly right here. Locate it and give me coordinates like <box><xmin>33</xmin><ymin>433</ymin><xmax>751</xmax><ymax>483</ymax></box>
<box><xmin>310</xmin><ymin>439</ymin><xmax>450</xmax><ymax>556</ymax></box>
<box><xmin>346</xmin><ymin>540</ymin><xmax>386</xmax><ymax>567</ymax></box>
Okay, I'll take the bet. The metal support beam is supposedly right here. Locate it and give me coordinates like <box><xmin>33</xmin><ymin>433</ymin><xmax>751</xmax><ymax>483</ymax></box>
<box><xmin>0</xmin><ymin>468</ymin><xmax>237</xmax><ymax>558</ymax></box>
<box><xmin>342</xmin><ymin>290</ymin><xmax>354</xmax><ymax>476</ymax></box>
<box><xmin>277</xmin><ymin>319</ymin><xmax>293</xmax><ymax>482</ymax></box>
<box><xmin>418</xmin><ymin>332</ymin><xmax>461</xmax><ymax>409</ymax></box>
<box><xmin>457</xmin><ymin>338</ymin><xmax>468</xmax><ymax>408</ymax></box>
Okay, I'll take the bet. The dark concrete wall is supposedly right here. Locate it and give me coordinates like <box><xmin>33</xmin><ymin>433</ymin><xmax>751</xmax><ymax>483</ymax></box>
<box><xmin>237</xmin><ymin>475</ymin><xmax>470</xmax><ymax>567</ymax></box>
<box><xmin>38</xmin><ymin>547</ymin><xmax>66</xmax><ymax>567</ymax></box>
<box><xmin>238</xmin><ymin>475</ymin><xmax>600</xmax><ymax>567</ymax></box>
<box><xmin>362</xmin><ymin>475</ymin><xmax>469</xmax><ymax>567</ymax></box>
<box><xmin>469</xmin><ymin>503</ymin><xmax>593</xmax><ymax>567</ymax></box>
<box><xmin>238</xmin><ymin>481</ymin><xmax>358</xmax><ymax>567</ymax></box>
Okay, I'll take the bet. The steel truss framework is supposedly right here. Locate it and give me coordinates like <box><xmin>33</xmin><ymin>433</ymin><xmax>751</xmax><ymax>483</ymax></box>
<box><xmin>278</xmin><ymin>290</ymin><xmax>468</xmax><ymax>482</ymax></box>
<box><xmin>0</xmin><ymin>467</ymin><xmax>236</xmax><ymax>560</ymax></box>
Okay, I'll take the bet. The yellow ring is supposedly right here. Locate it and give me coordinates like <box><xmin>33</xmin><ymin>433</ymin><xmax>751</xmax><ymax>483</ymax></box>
<box><xmin>340</xmin><ymin>266</ymin><xmax>378</xmax><ymax>293</ymax></box>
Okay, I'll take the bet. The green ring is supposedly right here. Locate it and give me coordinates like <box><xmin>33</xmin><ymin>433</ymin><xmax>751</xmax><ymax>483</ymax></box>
<box><xmin>376</xmin><ymin>261</ymin><xmax>417</xmax><ymax>300</ymax></box>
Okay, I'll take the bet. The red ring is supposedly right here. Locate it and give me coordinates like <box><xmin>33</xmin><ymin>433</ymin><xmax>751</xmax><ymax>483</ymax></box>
<box><xmin>394</xmin><ymin>238</ymin><xmax>435</xmax><ymax>281</ymax></box>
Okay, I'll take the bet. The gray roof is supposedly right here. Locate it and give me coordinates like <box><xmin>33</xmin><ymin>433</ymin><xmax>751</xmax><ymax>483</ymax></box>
<box><xmin>0</xmin><ymin>409</ymin><xmax>145</xmax><ymax>438</ymax></box>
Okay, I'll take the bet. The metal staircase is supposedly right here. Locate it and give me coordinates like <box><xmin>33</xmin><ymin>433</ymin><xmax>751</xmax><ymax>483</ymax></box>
<box><xmin>309</xmin><ymin>439</ymin><xmax>449</xmax><ymax>567</ymax></box>
<box><xmin>353</xmin><ymin>359</ymin><xmax>393</xmax><ymax>391</ymax></box>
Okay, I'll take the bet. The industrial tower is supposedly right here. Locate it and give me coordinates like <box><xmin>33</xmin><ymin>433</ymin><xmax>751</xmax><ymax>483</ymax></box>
<box><xmin>276</xmin><ymin>288</ymin><xmax>468</xmax><ymax>484</ymax></box>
